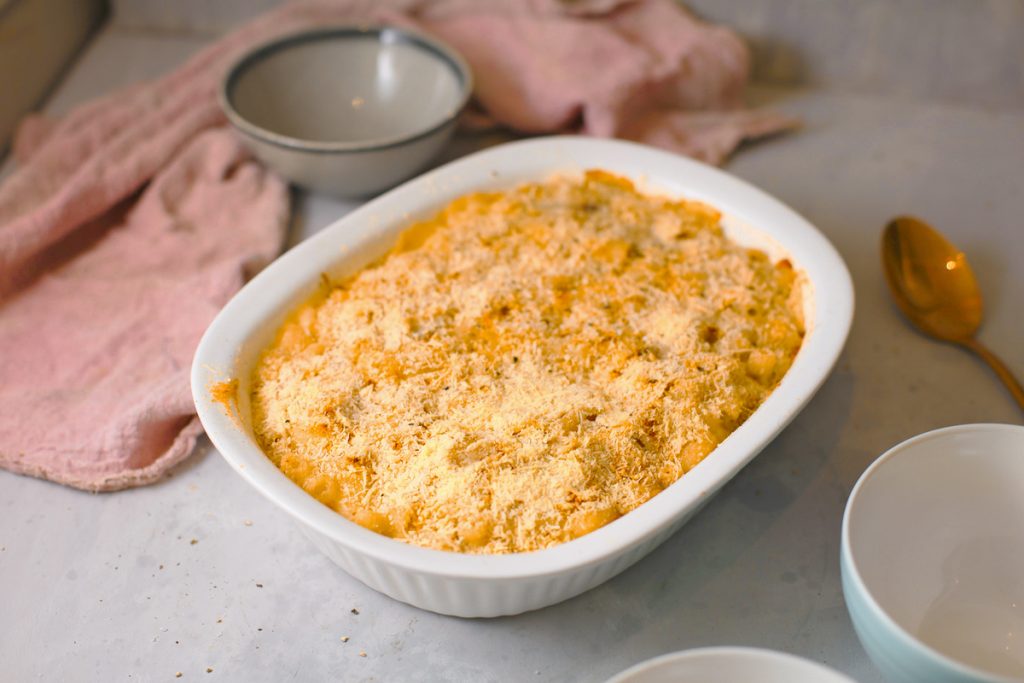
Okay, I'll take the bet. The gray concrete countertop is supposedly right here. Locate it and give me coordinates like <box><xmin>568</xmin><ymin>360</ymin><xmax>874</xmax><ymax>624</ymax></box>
<box><xmin>2</xmin><ymin>19</ymin><xmax>1023</xmax><ymax>683</ymax></box>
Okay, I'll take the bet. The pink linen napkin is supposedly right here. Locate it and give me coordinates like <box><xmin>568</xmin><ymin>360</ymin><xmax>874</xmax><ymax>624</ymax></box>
<box><xmin>0</xmin><ymin>130</ymin><xmax>288</xmax><ymax>490</ymax></box>
<box><xmin>0</xmin><ymin>0</ymin><xmax>796</xmax><ymax>492</ymax></box>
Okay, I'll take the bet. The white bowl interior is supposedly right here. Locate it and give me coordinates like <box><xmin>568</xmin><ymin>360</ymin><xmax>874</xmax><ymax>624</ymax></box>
<box><xmin>846</xmin><ymin>425</ymin><xmax>1024</xmax><ymax>679</ymax></box>
<box><xmin>607</xmin><ymin>647</ymin><xmax>854</xmax><ymax>683</ymax></box>
<box><xmin>228</xmin><ymin>29</ymin><xmax>464</xmax><ymax>144</ymax></box>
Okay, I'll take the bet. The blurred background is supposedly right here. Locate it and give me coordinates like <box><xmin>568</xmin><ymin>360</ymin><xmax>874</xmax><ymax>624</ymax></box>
<box><xmin>3</xmin><ymin>0</ymin><xmax>1023</xmax><ymax>156</ymax></box>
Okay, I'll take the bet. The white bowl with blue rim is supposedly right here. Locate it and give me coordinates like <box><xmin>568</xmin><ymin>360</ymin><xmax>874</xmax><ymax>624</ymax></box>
<box><xmin>221</xmin><ymin>25</ymin><xmax>472</xmax><ymax>198</ymax></box>
<box><xmin>842</xmin><ymin>423</ymin><xmax>1024</xmax><ymax>682</ymax></box>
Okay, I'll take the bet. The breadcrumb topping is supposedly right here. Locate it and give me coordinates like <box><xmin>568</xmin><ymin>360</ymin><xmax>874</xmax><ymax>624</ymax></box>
<box><xmin>209</xmin><ymin>379</ymin><xmax>238</xmax><ymax>414</ymax></box>
<box><xmin>251</xmin><ymin>171</ymin><xmax>804</xmax><ymax>554</ymax></box>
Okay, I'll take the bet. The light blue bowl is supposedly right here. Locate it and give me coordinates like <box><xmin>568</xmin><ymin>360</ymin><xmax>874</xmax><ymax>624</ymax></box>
<box><xmin>841</xmin><ymin>424</ymin><xmax>1024</xmax><ymax>683</ymax></box>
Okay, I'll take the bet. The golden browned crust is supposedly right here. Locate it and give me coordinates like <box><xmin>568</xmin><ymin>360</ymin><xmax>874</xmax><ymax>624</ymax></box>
<box><xmin>251</xmin><ymin>171</ymin><xmax>804</xmax><ymax>554</ymax></box>
<box><xmin>210</xmin><ymin>379</ymin><xmax>239</xmax><ymax>416</ymax></box>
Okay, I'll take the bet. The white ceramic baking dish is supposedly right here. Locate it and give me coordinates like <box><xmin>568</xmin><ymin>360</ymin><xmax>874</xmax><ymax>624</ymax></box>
<box><xmin>191</xmin><ymin>136</ymin><xmax>854</xmax><ymax>617</ymax></box>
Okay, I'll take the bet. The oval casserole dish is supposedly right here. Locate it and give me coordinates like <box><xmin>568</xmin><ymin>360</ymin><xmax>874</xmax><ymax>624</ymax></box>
<box><xmin>191</xmin><ymin>136</ymin><xmax>854</xmax><ymax>617</ymax></box>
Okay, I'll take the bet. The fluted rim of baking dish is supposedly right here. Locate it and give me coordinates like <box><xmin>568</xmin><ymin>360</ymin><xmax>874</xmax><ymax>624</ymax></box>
<box><xmin>191</xmin><ymin>136</ymin><xmax>854</xmax><ymax>581</ymax></box>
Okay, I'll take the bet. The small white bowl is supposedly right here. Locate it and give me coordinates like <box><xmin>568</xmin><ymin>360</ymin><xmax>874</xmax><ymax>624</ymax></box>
<box><xmin>221</xmin><ymin>26</ymin><xmax>472</xmax><ymax>198</ymax></box>
<box><xmin>842</xmin><ymin>423</ymin><xmax>1024</xmax><ymax>683</ymax></box>
<box><xmin>605</xmin><ymin>647</ymin><xmax>856</xmax><ymax>683</ymax></box>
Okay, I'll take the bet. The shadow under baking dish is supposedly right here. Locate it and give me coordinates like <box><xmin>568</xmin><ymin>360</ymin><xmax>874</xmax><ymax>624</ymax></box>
<box><xmin>191</xmin><ymin>136</ymin><xmax>854</xmax><ymax>617</ymax></box>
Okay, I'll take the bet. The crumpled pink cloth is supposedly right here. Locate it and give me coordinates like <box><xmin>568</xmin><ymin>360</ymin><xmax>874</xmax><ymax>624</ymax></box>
<box><xmin>0</xmin><ymin>0</ymin><xmax>795</xmax><ymax>492</ymax></box>
<box><xmin>0</xmin><ymin>131</ymin><xmax>288</xmax><ymax>491</ymax></box>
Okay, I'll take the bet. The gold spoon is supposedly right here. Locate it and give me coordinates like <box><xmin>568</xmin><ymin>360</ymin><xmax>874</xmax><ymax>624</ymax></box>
<box><xmin>882</xmin><ymin>215</ymin><xmax>1024</xmax><ymax>411</ymax></box>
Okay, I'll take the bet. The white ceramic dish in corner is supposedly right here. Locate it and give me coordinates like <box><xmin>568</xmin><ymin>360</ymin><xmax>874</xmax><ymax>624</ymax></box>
<box><xmin>842</xmin><ymin>423</ymin><xmax>1024</xmax><ymax>683</ymax></box>
<box><xmin>605</xmin><ymin>647</ymin><xmax>856</xmax><ymax>683</ymax></box>
<box><xmin>191</xmin><ymin>136</ymin><xmax>854</xmax><ymax>617</ymax></box>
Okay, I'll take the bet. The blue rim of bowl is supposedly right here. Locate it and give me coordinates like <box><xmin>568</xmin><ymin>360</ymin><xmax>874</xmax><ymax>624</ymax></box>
<box><xmin>841</xmin><ymin>423</ymin><xmax>1024</xmax><ymax>683</ymax></box>
<box><xmin>220</xmin><ymin>25</ymin><xmax>474</xmax><ymax>154</ymax></box>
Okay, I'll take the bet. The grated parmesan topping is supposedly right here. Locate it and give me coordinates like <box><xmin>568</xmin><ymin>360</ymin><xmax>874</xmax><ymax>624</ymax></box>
<box><xmin>251</xmin><ymin>171</ymin><xmax>804</xmax><ymax>554</ymax></box>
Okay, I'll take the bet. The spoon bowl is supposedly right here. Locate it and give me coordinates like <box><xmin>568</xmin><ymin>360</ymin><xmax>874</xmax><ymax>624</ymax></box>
<box><xmin>882</xmin><ymin>216</ymin><xmax>1024</xmax><ymax>411</ymax></box>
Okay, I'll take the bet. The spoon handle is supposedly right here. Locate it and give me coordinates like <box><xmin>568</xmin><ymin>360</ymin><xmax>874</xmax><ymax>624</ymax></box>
<box><xmin>960</xmin><ymin>337</ymin><xmax>1024</xmax><ymax>413</ymax></box>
